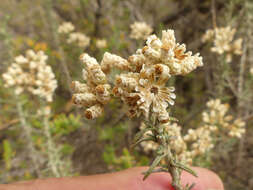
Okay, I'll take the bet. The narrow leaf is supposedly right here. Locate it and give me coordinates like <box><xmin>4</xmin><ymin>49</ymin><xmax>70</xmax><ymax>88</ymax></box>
<box><xmin>133</xmin><ymin>127</ymin><xmax>152</xmax><ymax>142</ymax></box>
<box><xmin>143</xmin><ymin>154</ymin><xmax>167</xmax><ymax>180</ymax></box>
<box><xmin>173</xmin><ymin>162</ymin><xmax>198</xmax><ymax>177</ymax></box>
<box><xmin>131</xmin><ymin>136</ymin><xmax>155</xmax><ymax>149</ymax></box>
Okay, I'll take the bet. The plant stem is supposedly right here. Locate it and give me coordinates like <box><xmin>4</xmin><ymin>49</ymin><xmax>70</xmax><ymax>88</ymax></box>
<box><xmin>152</xmin><ymin>120</ymin><xmax>183</xmax><ymax>190</ymax></box>
<box><xmin>146</xmin><ymin>115</ymin><xmax>196</xmax><ymax>190</ymax></box>
<box><xmin>165</xmin><ymin>143</ymin><xmax>183</xmax><ymax>189</ymax></box>
<box><xmin>211</xmin><ymin>0</ymin><xmax>217</xmax><ymax>29</ymax></box>
<box><xmin>16</xmin><ymin>101</ymin><xmax>41</xmax><ymax>177</ymax></box>
<box><xmin>43</xmin><ymin>114</ymin><xmax>61</xmax><ymax>177</ymax></box>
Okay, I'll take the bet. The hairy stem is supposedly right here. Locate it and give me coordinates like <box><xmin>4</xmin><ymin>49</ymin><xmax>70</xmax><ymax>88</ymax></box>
<box><xmin>152</xmin><ymin>120</ymin><xmax>184</xmax><ymax>190</ymax></box>
<box><xmin>43</xmin><ymin>114</ymin><xmax>61</xmax><ymax>177</ymax></box>
<box><xmin>16</xmin><ymin>101</ymin><xmax>41</xmax><ymax>177</ymax></box>
<box><xmin>165</xmin><ymin>144</ymin><xmax>183</xmax><ymax>190</ymax></box>
<box><xmin>147</xmin><ymin>115</ymin><xmax>195</xmax><ymax>190</ymax></box>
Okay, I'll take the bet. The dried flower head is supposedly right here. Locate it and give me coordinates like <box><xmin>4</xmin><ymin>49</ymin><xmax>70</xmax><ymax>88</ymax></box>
<box><xmin>114</xmin><ymin>72</ymin><xmax>176</xmax><ymax>122</ymax></box>
<box><xmin>73</xmin><ymin>29</ymin><xmax>202</xmax><ymax>122</ymax></box>
<box><xmin>101</xmin><ymin>52</ymin><xmax>130</xmax><ymax>73</ymax></box>
<box><xmin>114</xmin><ymin>29</ymin><xmax>202</xmax><ymax>121</ymax></box>
<box><xmin>72</xmin><ymin>53</ymin><xmax>110</xmax><ymax>119</ymax></box>
<box><xmin>130</xmin><ymin>30</ymin><xmax>203</xmax><ymax>75</ymax></box>
<box><xmin>67</xmin><ymin>32</ymin><xmax>90</xmax><ymax>48</ymax></box>
<box><xmin>58</xmin><ymin>22</ymin><xmax>75</xmax><ymax>34</ymax></box>
<box><xmin>130</xmin><ymin>21</ymin><xmax>153</xmax><ymax>40</ymax></box>
<box><xmin>2</xmin><ymin>50</ymin><xmax>57</xmax><ymax>102</ymax></box>
<box><xmin>202</xmin><ymin>26</ymin><xmax>243</xmax><ymax>62</ymax></box>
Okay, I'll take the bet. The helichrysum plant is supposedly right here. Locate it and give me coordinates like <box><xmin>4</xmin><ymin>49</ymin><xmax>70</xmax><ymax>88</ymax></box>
<box><xmin>72</xmin><ymin>29</ymin><xmax>203</xmax><ymax>190</ymax></box>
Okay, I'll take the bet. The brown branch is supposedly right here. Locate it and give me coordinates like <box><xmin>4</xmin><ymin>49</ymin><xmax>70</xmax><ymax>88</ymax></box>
<box><xmin>211</xmin><ymin>0</ymin><xmax>217</xmax><ymax>28</ymax></box>
<box><xmin>94</xmin><ymin>0</ymin><xmax>102</xmax><ymax>38</ymax></box>
<box><xmin>0</xmin><ymin>119</ymin><xmax>19</xmax><ymax>131</ymax></box>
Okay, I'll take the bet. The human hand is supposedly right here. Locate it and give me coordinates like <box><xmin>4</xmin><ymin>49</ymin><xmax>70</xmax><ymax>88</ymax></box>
<box><xmin>0</xmin><ymin>167</ymin><xmax>224</xmax><ymax>190</ymax></box>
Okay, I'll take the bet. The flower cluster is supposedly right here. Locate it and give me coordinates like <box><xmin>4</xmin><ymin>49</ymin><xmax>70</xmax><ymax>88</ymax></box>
<box><xmin>96</xmin><ymin>39</ymin><xmax>107</xmax><ymax>49</ymax></box>
<box><xmin>72</xmin><ymin>29</ymin><xmax>203</xmax><ymax>122</ymax></box>
<box><xmin>58</xmin><ymin>22</ymin><xmax>75</xmax><ymax>34</ymax></box>
<box><xmin>130</xmin><ymin>21</ymin><xmax>153</xmax><ymax>40</ymax></box>
<box><xmin>58</xmin><ymin>22</ymin><xmax>90</xmax><ymax>48</ymax></box>
<box><xmin>113</xmin><ymin>30</ymin><xmax>203</xmax><ymax>122</ymax></box>
<box><xmin>202</xmin><ymin>99</ymin><xmax>246</xmax><ymax>138</ymax></box>
<box><xmin>202</xmin><ymin>26</ymin><xmax>243</xmax><ymax>62</ymax></box>
<box><xmin>2</xmin><ymin>50</ymin><xmax>57</xmax><ymax>102</ymax></box>
<box><xmin>183</xmin><ymin>127</ymin><xmax>214</xmax><ymax>163</ymax></box>
<box><xmin>71</xmin><ymin>53</ymin><xmax>111</xmax><ymax>119</ymax></box>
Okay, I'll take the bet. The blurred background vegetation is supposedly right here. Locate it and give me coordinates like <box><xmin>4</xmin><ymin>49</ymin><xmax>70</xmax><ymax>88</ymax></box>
<box><xmin>0</xmin><ymin>0</ymin><xmax>253</xmax><ymax>189</ymax></box>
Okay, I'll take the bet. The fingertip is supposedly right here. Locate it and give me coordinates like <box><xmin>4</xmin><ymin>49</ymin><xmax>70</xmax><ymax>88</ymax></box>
<box><xmin>179</xmin><ymin>167</ymin><xmax>224</xmax><ymax>190</ymax></box>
